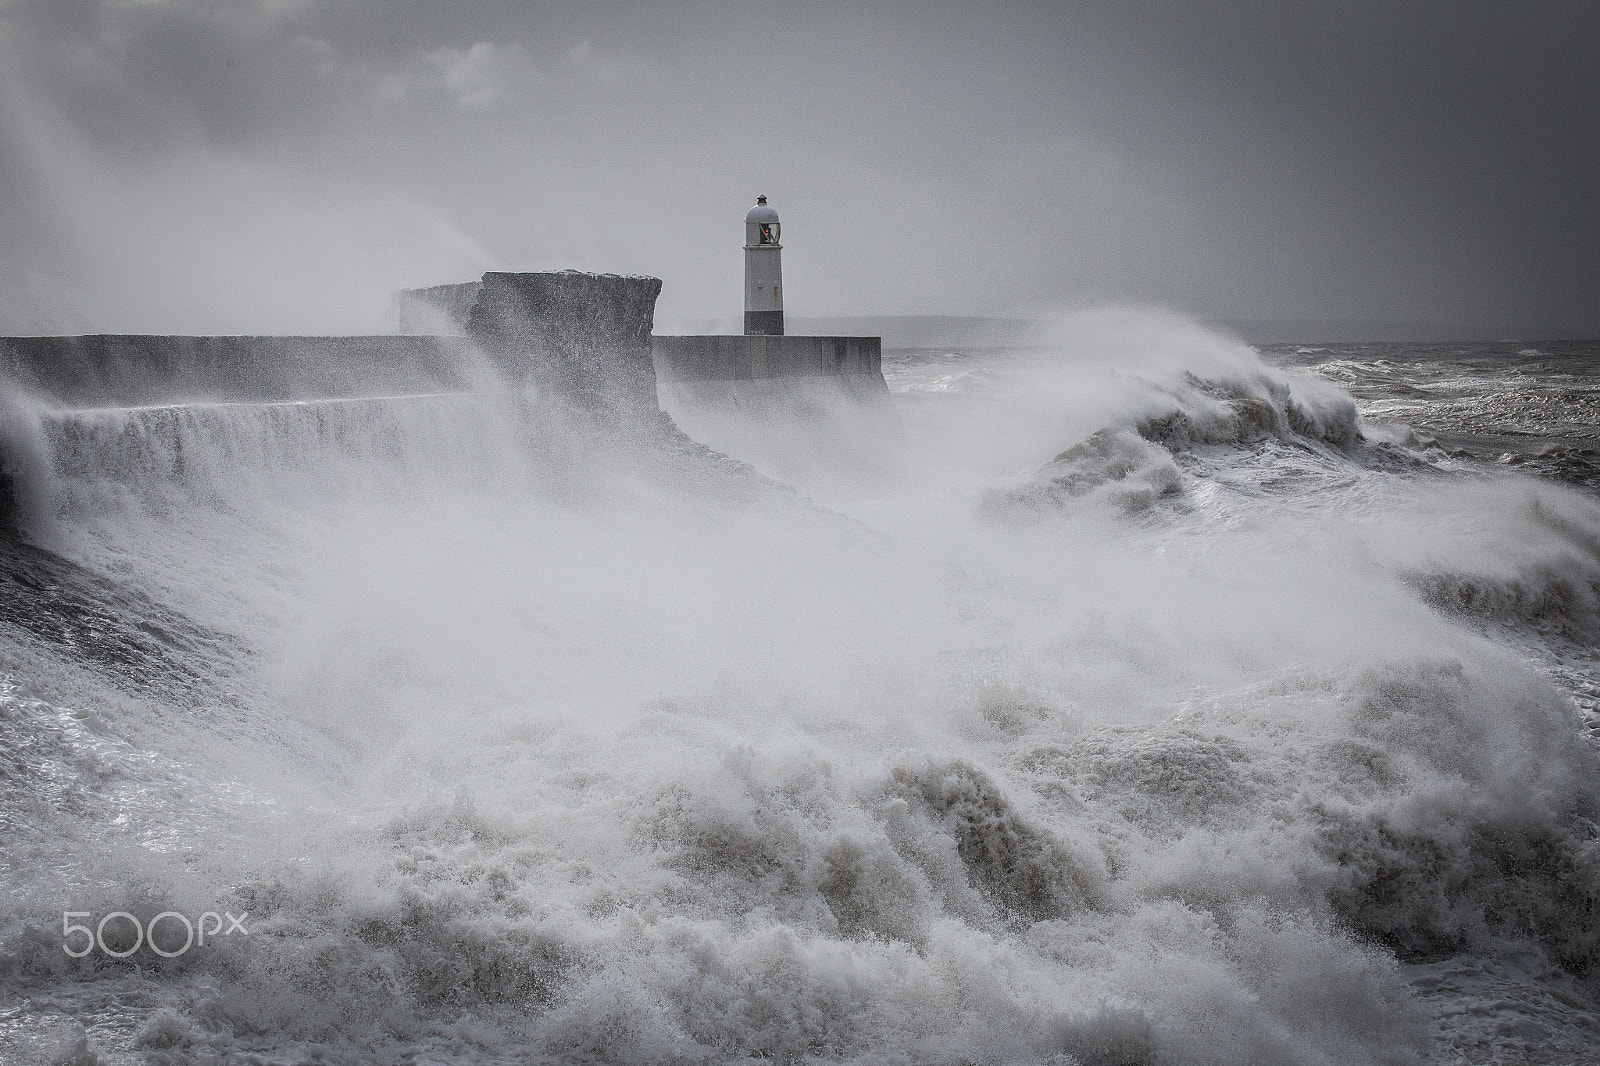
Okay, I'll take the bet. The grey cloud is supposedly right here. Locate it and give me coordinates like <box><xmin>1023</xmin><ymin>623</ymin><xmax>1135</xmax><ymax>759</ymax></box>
<box><xmin>0</xmin><ymin>0</ymin><xmax>1596</xmax><ymax>335</ymax></box>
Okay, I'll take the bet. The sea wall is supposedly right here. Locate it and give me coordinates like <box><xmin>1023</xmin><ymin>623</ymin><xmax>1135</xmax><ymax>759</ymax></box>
<box><xmin>652</xmin><ymin>335</ymin><xmax>902</xmax><ymax>492</ymax></box>
<box><xmin>390</xmin><ymin>281</ymin><xmax>482</xmax><ymax>334</ymax></box>
<box><xmin>0</xmin><ymin>271</ymin><xmax>666</xmax><ymax>411</ymax></box>
<box><xmin>0</xmin><ymin>334</ymin><xmax>475</xmax><ymax>408</ymax></box>
<box><xmin>651</xmin><ymin>335</ymin><xmax>884</xmax><ymax>387</ymax></box>
<box><xmin>0</xmin><ymin>276</ymin><xmax>896</xmax><ymax>532</ymax></box>
<box><xmin>468</xmin><ymin>271</ymin><xmax>662</xmax><ymax>408</ymax></box>
<box><xmin>651</xmin><ymin>333</ymin><xmax>893</xmax><ymax>424</ymax></box>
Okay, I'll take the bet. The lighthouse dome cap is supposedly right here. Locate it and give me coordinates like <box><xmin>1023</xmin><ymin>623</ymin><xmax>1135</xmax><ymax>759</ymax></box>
<box><xmin>745</xmin><ymin>196</ymin><xmax>779</xmax><ymax>224</ymax></box>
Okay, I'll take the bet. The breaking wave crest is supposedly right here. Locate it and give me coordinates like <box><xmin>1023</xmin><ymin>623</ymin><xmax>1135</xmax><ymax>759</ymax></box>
<box><xmin>2</xmin><ymin>310</ymin><xmax>1598</xmax><ymax>1064</ymax></box>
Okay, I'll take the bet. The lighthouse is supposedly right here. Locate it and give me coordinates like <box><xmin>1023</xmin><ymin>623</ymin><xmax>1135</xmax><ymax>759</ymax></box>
<box><xmin>744</xmin><ymin>195</ymin><xmax>783</xmax><ymax>336</ymax></box>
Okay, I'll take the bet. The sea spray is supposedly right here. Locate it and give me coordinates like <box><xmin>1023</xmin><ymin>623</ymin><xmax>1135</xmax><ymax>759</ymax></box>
<box><xmin>1</xmin><ymin>311</ymin><xmax>1597</xmax><ymax>1063</ymax></box>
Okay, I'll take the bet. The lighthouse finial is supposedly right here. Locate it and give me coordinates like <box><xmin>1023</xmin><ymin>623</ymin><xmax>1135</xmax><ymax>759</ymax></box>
<box><xmin>756</xmin><ymin>195</ymin><xmax>767</xmax><ymax>205</ymax></box>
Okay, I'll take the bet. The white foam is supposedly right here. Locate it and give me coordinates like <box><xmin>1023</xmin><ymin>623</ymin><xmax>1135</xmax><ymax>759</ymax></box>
<box><xmin>2</xmin><ymin>310</ymin><xmax>1597</xmax><ymax>1064</ymax></box>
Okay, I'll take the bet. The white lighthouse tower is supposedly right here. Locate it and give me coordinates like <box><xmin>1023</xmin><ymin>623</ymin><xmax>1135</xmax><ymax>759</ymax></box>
<box><xmin>744</xmin><ymin>195</ymin><xmax>783</xmax><ymax>336</ymax></box>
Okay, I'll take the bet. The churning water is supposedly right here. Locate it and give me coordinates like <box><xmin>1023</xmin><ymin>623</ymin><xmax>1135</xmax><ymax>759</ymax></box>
<box><xmin>1</xmin><ymin>310</ymin><xmax>1597</xmax><ymax>1065</ymax></box>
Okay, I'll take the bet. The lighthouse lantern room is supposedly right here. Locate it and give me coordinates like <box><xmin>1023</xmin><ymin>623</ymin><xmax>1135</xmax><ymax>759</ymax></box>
<box><xmin>744</xmin><ymin>195</ymin><xmax>784</xmax><ymax>336</ymax></box>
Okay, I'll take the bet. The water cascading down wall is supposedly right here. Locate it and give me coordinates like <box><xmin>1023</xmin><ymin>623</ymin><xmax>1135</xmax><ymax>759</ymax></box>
<box><xmin>0</xmin><ymin>271</ymin><xmax>893</xmax><ymax>683</ymax></box>
<box><xmin>0</xmin><ymin>270</ymin><xmax>892</xmax><ymax>527</ymax></box>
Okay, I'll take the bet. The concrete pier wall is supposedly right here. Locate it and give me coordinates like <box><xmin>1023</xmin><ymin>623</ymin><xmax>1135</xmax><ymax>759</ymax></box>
<box><xmin>0</xmin><ymin>278</ymin><xmax>899</xmax><ymax>529</ymax></box>
<box><xmin>0</xmin><ymin>334</ymin><xmax>476</xmax><ymax>408</ymax></box>
<box><xmin>469</xmin><ymin>272</ymin><xmax>662</xmax><ymax>410</ymax></box>
<box><xmin>1</xmin><ymin>272</ymin><xmax>667</xmax><ymax>410</ymax></box>
<box><xmin>651</xmin><ymin>335</ymin><xmax>884</xmax><ymax>386</ymax></box>
<box><xmin>390</xmin><ymin>282</ymin><xmax>481</xmax><ymax>334</ymax></box>
<box><xmin>652</xmin><ymin>334</ymin><xmax>902</xmax><ymax>493</ymax></box>
<box><xmin>0</xmin><ymin>327</ymin><xmax>891</xmax><ymax>412</ymax></box>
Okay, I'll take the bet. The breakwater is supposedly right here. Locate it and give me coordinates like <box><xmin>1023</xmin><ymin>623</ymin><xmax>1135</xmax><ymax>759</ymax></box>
<box><xmin>651</xmin><ymin>334</ymin><xmax>885</xmax><ymax>386</ymax></box>
<box><xmin>651</xmin><ymin>335</ymin><xmax>902</xmax><ymax>493</ymax></box>
<box><xmin>0</xmin><ymin>271</ymin><xmax>894</xmax><ymax>535</ymax></box>
<box><xmin>2</xmin><ymin>273</ymin><xmax>891</xmax><ymax>412</ymax></box>
<box><xmin>0</xmin><ymin>334</ymin><xmax>474</xmax><ymax>408</ymax></box>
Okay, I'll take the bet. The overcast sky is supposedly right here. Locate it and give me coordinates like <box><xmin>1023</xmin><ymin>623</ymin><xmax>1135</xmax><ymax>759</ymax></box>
<box><xmin>1</xmin><ymin>1</ymin><xmax>1596</xmax><ymax>335</ymax></box>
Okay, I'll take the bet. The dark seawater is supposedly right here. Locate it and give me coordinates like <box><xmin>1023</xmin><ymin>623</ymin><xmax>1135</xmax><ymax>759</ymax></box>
<box><xmin>1265</xmin><ymin>341</ymin><xmax>1600</xmax><ymax>492</ymax></box>
<box><xmin>1</xmin><ymin>314</ymin><xmax>1598</xmax><ymax>1065</ymax></box>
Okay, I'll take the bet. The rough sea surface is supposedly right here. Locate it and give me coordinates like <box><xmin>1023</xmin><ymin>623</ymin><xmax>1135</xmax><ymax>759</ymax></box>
<box><xmin>1</xmin><ymin>312</ymin><xmax>1597</xmax><ymax>1065</ymax></box>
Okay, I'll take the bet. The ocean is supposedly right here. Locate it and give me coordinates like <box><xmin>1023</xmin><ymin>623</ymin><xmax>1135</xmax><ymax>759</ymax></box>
<box><xmin>1</xmin><ymin>309</ymin><xmax>1597</xmax><ymax>1065</ymax></box>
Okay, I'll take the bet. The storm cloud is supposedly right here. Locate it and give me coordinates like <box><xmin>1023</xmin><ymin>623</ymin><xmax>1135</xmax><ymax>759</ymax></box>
<box><xmin>1</xmin><ymin>0</ymin><xmax>1595</xmax><ymax>336</ymax></box>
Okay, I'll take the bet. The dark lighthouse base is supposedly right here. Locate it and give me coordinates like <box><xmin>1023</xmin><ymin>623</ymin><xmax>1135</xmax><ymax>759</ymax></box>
<box><xmin>744</xmin><ymin>311</ymin><xmax>784</xmax><ymax>336</ymax></box>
